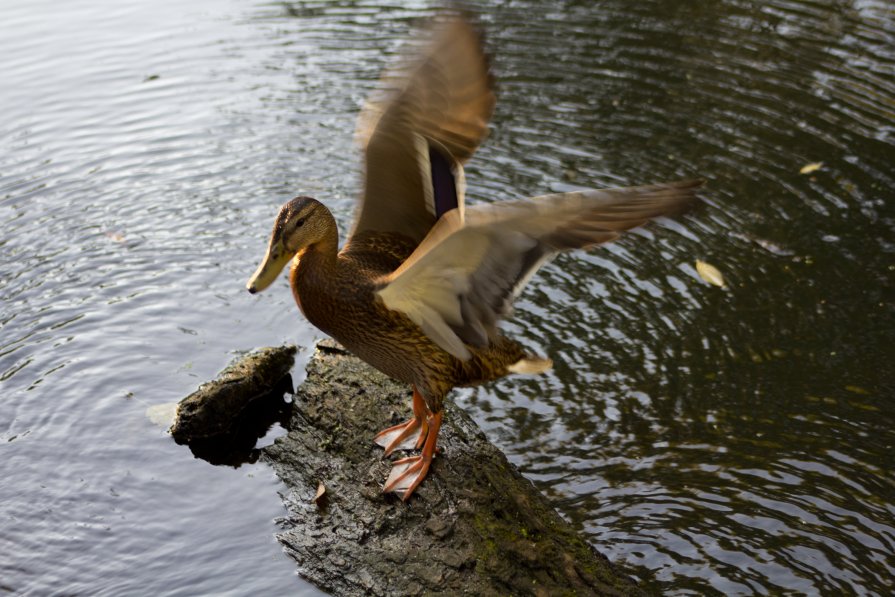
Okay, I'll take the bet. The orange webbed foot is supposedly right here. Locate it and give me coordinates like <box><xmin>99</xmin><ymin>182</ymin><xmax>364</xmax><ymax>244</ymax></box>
<box><xmin>373</xmin><ymin>417</ymin><xmax>427</xmax><ymax>455</ymax></box>
<box><xmin>373</xmin><ymin>386</ymin><xmax>429</xmax><ymax>455</ymax></box>
<box><xmin>383</xmin><ymin>411</ymin><xmax>442</xmax><ymax>501</ymax></box>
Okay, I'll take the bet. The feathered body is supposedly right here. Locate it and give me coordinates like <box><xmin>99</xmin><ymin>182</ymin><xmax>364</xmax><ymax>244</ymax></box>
<box><xmin>289</xmin><ymin>207</ymin><xmax>533</xmax><ymax>415</ymax></box>
<box><xmin>247</xmin><ymin>13</ymin><xmax>702</xmax><ymax>499</ymax></box>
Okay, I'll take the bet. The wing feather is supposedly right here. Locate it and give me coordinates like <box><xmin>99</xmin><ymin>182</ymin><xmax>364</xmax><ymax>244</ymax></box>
<box><xmin>350</xmin><ymin>15</ymin><xmax>494</xmax><ymax>245</ymax></box>
<box><xmin>377</xmin><ymin>180</ymin><xmax>703</xmax><ymax>359</ymax></box>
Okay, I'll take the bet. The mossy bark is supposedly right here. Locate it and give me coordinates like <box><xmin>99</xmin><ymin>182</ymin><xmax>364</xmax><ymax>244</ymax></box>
<box><xmin>261</xmin><ymin>340</ymin><xmax>642</xmax><ymax>596</ymax></box>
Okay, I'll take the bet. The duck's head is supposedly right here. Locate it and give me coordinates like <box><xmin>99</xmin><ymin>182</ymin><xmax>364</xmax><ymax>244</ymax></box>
<box><xmin>246</xmin><ymin>196</ymin><xmax>330</xmax><ymax>294</ymax></box>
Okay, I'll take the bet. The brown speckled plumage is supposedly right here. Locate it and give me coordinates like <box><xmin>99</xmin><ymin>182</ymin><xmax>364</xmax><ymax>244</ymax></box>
<box><xmin>246</xmin><ymin>14</ymin><xmax>701</xmax><ymax>499</ymax></box>
<box><xmin>289</xmin><ymin>201</ymin><xmax>529</xmax><ymax>414</ymax></box>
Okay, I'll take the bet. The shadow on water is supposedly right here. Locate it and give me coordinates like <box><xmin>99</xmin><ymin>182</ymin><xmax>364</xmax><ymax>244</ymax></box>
<box><xmin>0</xmin><ymin>0</ymin><xmax>892</xmax><ymax>595</ymax></box>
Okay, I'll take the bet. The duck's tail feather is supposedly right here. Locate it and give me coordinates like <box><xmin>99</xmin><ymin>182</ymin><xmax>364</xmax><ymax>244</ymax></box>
<box><xmin>507</xmin><ymin>355</ymin><xmax>553</xmax><ymax>375</ymax></box>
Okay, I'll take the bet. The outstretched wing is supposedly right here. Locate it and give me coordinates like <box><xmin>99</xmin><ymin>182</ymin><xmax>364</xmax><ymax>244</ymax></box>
<box><xmin>348</xmin><ymin>14</ymin><xmax>495</xmax><ymax>246</ymax></box>
<box><xmin>375</xmin><ymin>180</ymin><xmax>703</xmax><ymax>359</ymax></box>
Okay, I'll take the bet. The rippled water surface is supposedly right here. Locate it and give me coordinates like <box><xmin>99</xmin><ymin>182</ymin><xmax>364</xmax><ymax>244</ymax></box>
<box><xmin>2</xmin><ymin>0</ymin><xmax>893</xmax><ymax>594</ymax></box>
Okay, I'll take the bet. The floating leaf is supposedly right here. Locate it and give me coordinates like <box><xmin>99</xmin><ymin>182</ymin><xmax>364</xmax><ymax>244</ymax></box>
<box><xmin>799</xmin><ymin>162</ymin><xmax>823</xmax><ymax>174</ymax></box>
<box><xmin>146</xmin><ymin>403</ymin><xmax>178</xmax><ymax>428</ymax></box>
<box><xmin>313</xmin><ymin>482</ymin><xmax>327</xmax><ymax>505</ymax></box>
<box><xmin>695</xmin><ymin>260</ymin><xmax>726</xmax><ymax>288</ymax></box>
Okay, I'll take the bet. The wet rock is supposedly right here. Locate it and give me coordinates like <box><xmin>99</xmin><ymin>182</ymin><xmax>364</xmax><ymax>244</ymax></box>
<box><xmin>170</xmin><ymin>345</ymin><xmax>296</xmax><ymax>444</ymax></box>
<box><xmin>262</xmin><ymin>339</ymin><xmax>642</xmax><ymax>596</ymax></box>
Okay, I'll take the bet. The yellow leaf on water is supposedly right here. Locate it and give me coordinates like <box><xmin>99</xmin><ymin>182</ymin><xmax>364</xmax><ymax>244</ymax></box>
<box><xmin>799</xmin><ymin>162</ymin><xmax>823</xmax><ymax>174</ymax></box>
<box><xmin>695</xmin><ymin>260</ymin><xmax>726</xmax><ymax>288</ymax></box>
<box><xmin>146</xmin><ymin>403</ymin><xmax>178</xmax><ymax>428</ymax></box>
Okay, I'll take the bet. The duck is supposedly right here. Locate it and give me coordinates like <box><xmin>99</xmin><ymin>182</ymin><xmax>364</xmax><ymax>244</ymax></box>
<box><xmin>246</xmin><ymin>14</ymin><xmax>702</xmax><ymax>501</ymax></box>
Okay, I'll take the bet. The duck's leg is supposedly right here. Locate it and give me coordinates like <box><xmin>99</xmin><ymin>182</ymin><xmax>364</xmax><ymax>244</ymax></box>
<box><xmin>373</xmin><ymin>386</ymin><xmax>429</xmax><ymax>455</ymax></box>
<box><xmin>383</xmin><ymin>410</ymin><xmax>443</xmax><ymax>501</ymax></box>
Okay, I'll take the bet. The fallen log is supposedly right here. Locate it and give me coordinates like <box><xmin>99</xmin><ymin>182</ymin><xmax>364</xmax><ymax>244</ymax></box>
<box><xmin>261</xmin><ymin>339</ymin><xmax>642</xmax><ymax>596</ymax></box>
<box><xmin>171</xmin><ymin>340</ymin><xmax>641</xmax><ymax>594</ymax></box>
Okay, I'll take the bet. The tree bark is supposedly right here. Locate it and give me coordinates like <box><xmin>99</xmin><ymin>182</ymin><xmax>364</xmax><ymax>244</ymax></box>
<box><xmin>260</xmin><ymin>339</ymin><xmax>642</xmax><ymax>596</ymax></box>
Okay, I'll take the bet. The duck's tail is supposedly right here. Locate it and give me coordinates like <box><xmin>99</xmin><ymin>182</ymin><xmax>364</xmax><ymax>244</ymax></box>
<box><xmin>507</xmin><ymin>355</ymin><xmax>553</xmax><ymax>375</ymax></box>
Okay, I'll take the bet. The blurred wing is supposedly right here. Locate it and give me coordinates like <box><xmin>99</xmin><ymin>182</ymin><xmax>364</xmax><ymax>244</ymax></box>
<box><xmin>349</xmin><ymin>15</ymin><xmax>495</xmax><ymax>245</ymax></box>
<box><xmin>376</xmin><ymin>180</ymin><xmax>703</xmax><ymax>359</ymax></box>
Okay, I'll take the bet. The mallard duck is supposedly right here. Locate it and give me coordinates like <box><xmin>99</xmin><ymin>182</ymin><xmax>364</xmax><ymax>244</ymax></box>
<box><xmin>247</xmin><ymin>15</ymin><xmax>701</xmax><ymax>501</ymax></box>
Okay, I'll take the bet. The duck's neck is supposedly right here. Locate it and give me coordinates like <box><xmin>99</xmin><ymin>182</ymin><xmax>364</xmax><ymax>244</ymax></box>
<box><xmin>289</xmin><ymin>213</ymin><xmax>339</xmax><ymax>323</ymax></box>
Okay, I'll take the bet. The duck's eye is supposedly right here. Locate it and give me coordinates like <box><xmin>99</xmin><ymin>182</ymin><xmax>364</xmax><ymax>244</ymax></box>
<box><xmin>294</xmin><ymin>218</ymin><xmax>306</xmax><ymax>228</ymax></box>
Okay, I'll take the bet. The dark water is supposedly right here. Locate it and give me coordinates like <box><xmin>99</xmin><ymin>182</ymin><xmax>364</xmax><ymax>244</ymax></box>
<box><xmin>2</xmin><ymin>0</ymin><xmax>893</xmax><ymax>595</ymax></box>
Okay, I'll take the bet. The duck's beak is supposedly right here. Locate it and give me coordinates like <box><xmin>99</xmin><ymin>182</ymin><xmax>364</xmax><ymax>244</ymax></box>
<box><xmin>247</xmin><ymin>238</ymin><xmax>291</xmax><ymax>294</ymax></box>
